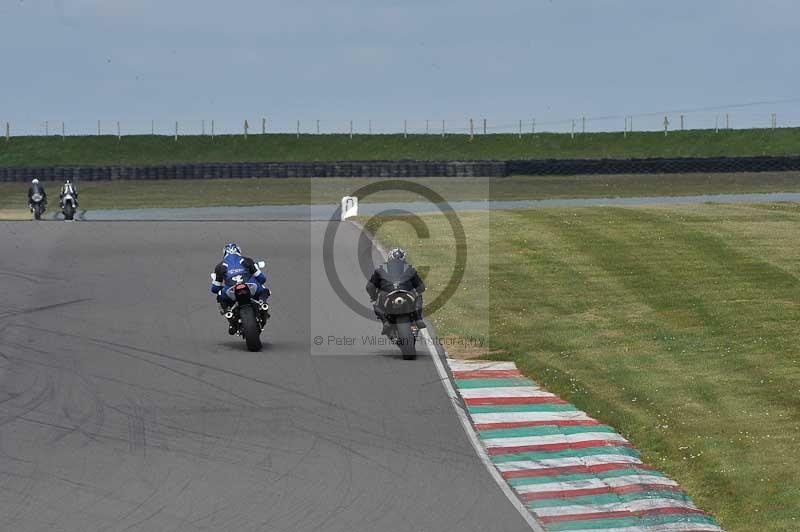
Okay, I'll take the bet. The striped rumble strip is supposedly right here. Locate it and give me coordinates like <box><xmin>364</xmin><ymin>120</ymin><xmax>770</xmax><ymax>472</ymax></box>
<box><xmin>447</xmin><ymin>359</ymin><xmax>725</xmax><ymax>532</ymax></box>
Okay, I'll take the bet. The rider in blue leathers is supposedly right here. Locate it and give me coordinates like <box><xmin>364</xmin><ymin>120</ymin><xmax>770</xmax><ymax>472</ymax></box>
<box><xmin>211</xmin><ymin>243</ymin><xmax>271</xmax><ymax>335</ymax></box>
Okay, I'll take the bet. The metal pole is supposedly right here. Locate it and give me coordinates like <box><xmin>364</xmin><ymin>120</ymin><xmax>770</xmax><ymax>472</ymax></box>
<box><xmin>202</xmin><ymin>120</ymin><xmax>205</xmax><ymax>135</ymax></box>
<box><xmin>175</xmin><ymin>121</ymin><xmax>178</xmax><ymax>141</ymax></box>
<box><xmin>117</xmin><ymin>121</ymin><xmax>121</xmax><ymax>140</ymax></box>
<box><xmin>296</xmin><ymin>120</ymin><xmax>300</xmax><ymax>138</ymax></box>
<box><xmin>483</xmin><ymin>118</ymin><xmax>487</xmax><ymax>135</ymax></box>
<box><xmin>244</xmin><ymin>119</ymin><xmax>248</xmax><ymax>139</ymax></box>
<box><xmin>582</xmin><ymin>115</ymin><xmax>586</xmax><ymax>134</ymax></box>
<box><xmin>664</xmin><ymin>115</ymin><xmax>669</xmax><ymax>136</ymax></box>
<box><xmin>262</xmin><ymin>117</ymin><xmax>266</xmax><ymax>135</ymax></box>
<box><xmin>715</xmin><ymin>115</ymin><xmax>719</xmax><ymax>133</ymax></box>
<box><xmin>442</xmin><ymin>119</ymin><xmax>445</xmax><ymax>137</ymax></box>
<box><xmin>518</xmin><ymin>119</ymin><xmax>522</xmax><ymax>139</ymax></box>
<box><xmin>571</xmin><ymin>120</ymin><xmax>575</xmax><ymax>139</ymax></box>
<box><xmin>426</xmin><ymin>120</ymin><xmax>429</xmax><ymax>134</ymax></box>
<box><xmin>350</xmin><ymin>120</ymin><xmax>353</xmax><ymax>139</ymax></box>
<box><xmin>470</xmin><ymin>118</ymin><xmax>474</xmax><ymax>141</ymax></box>
<box><xmin>369</xmin><ymin>120</ymin><xmax>372</xmax><ymax>135</ymax></box>
<box><xmin>532</xmin><ymin>118</ymin><xmax>535</xmax><ymax>136</ymax></box>
<box><xmin>624</xmin><ymin>117</ymin><xmax>627</xmax><ymax>138</ymax></box>
<box><xmin>317</xmin><ymin>120</ymin><xmax>320</xmax><ymax>135</ymax></box>
<box><xmin>5</xmin><ymin>122</ymin><xmax>9</xmax><ymax>142</ymax></box>
<box><xmin>152</xmin><ymin>120</ymin><xmax>155</xmax><ymax>135</ymax></box>
<box><xmin>98</xmin><ymin>120</ymin><xmax>101</xmax><ymax>136</ymax></box>
<box><xmin>680</xmin><ymin>114</ymin><xmax>684</xmax><ymax>131</ymax></box>
<box><xmin>45</xmin><ymin>121</ymin><xmax>48</xmax><ymax>136</ymax></box>
<box><xmin>404</xmin><ymin>120</ymin><xmax>407</xmax><ymax>139</ymax></box>
<box><xmin>211</xmin><ymin>120</ymin><xmax>215</xmax><ymax>139</ymax></box>
<box><xmin>726</xmin><ymin>113</ymin><xmax>730</xmax><ymax>130</ymax></box>
<box><xmin>61</xmin><ymin>122</ymin><xmax>65</xmax><ymax>141</ymax></box>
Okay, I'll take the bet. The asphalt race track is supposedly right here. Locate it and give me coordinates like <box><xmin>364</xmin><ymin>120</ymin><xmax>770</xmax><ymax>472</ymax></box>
<box><xmin>0</xmin><ymin>221</ymin><xmax>530</xmax><ymax>532</ymax></box>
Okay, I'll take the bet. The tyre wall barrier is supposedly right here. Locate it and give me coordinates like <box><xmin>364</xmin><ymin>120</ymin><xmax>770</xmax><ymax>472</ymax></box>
<box><xmin>1</xmin><ymin>156</ymin><xmax>799</xmax><ymax>182</ymax></box>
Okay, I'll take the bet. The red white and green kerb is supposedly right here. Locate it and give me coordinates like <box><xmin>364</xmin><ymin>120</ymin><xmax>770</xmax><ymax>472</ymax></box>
<box><xmin>448</xmin><ymin>360</ymin><xmax>724</xmax><ymax>532</ymax></box>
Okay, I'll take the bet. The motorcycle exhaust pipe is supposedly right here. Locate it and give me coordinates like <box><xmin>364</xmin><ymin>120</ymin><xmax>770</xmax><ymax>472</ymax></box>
<box><xmin>224</xmin><ymin>311</ymin><xmax>234</xmax><ymax>320</ymax></box>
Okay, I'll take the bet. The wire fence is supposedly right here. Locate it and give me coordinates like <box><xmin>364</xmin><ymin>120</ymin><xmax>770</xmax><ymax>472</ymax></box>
<box><xmin>3</xmin><ymin>102</ymin><xmax>800</xmax><ymax>138</ymax></box>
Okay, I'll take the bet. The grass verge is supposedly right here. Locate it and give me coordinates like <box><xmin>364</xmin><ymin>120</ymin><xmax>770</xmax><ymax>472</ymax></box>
<box><xmin>1</xmin><ymin>129</ymin><xmax>800</xmax><ymax>167</ymax></box>
<box><xmin>363</xmin><ymin>203</ymin><xmax>800</xmax><ymax>532</ymax></box>
<box><xmin>1</xmin><ymin>172</ymin><xmax>799</xmax><ymax>210</ymax></box>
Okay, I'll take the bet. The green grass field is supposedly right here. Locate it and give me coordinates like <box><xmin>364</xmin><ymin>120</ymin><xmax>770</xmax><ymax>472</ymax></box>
<box><xmin>1</xmin><ymin>172</ymin><xmax>800</xmax><ymax>213</ymax></box>
<box><xmin>1</xmin><ymin>128</ymin><xmax>800</xmax><ymax>167</ymax></box>
<box><xmin>364</xmin><ymin>203</ymin><xmax>800</xmax><ymax>532</ymax></box>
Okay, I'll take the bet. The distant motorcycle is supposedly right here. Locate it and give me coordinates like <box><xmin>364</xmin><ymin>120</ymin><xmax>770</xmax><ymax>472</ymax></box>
<box><xmin>219</xmin><ymin>261</ymin><xmax>270</xmax><ymax>351</ymax></box>
<box><xmin>29</xmin><ymin>193</ymin><xmax>46</xmax><ymax>220</ymax></box>
<box><xmin>61</xmin><ymin>191</ymin><xmax>78</xmax><ymax>221</ymax></box>
<box><xmin>379</xmin><ymin>285</ymin><xmax>420</xmax><ymax>360</ymax></box>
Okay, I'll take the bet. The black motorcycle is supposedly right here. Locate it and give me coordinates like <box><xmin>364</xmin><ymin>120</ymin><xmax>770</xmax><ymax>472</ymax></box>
<box><xmin>30</xmin><ymin>193</ymin><xmax>46</xmax><ymax>220</ymax></box>
<box><xmin>221</xmin><ymin>263</ymin><xmax>269</xmax><ymax>351</ymax></box>
<box><xmin>380</xmin><ymin>287</ymin><xmax>420</xmax><ymax>360</ymax></box>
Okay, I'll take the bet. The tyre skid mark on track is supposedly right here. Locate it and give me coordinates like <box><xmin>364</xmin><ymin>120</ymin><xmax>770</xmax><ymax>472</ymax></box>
<box><xmin>9</xmin><ymin>324</ymin><xmax>490</xmax><ymax>469</ymax></box>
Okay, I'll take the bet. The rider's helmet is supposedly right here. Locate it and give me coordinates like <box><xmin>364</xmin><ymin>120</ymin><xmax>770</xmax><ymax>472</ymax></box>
<box><xmin>31</xmin><ymin>179</ymin><xmax>39</xmax><ymax>185</ymax></box>
<box><xmin>223</xmin><ymin>242</ymin><xmax>242</xmax><ymax>257</ymax></box>
<box><xmin>387</xmin><ymin>247</ymin><xmax>406</xmax><ymax>262</ymax></box>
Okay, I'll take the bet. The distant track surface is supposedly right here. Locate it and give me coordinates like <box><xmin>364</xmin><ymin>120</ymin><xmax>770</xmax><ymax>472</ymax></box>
<box><xmin>0</xmin><ymin>221</ymin><xmax>533</xmax><ymax>532</ymax></box>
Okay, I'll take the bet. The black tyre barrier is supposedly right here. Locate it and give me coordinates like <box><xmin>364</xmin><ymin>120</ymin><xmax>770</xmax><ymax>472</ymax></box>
<box><xmin>2</xmin><ymin>156</ymin><xmax>800</xmax><ymax>182</ymax></box>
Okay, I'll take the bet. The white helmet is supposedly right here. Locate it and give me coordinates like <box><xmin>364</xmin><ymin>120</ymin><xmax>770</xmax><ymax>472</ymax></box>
<box><xmin>31</xmin><ymin>179</ymin><xmax>39</xmax><ymax>185</ymax></box>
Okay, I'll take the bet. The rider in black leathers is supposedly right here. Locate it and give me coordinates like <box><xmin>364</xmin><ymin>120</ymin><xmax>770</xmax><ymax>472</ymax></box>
<box><xmin>366</xmin><ymin>247</ymin><xmax>426</xmax><ymax>333</ymax></box>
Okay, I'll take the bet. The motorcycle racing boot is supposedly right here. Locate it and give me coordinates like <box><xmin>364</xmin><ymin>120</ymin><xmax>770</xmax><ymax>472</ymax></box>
<box><xmin>219</xmin><ymin>305</ymin><xmax>237</xmax><ymax>335</ymax></box>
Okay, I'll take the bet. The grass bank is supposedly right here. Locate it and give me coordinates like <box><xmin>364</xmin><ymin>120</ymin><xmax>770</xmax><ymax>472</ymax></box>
<box><xmin>363</xmin><ymin>203</ymin><xmax>800</xmax><ymax>532</ymax></box>
<box><xmin>1</xmin><ymin>172</ymin><xmax>800</xmax><ymax>212</ymax></box>
<box><xmin>1</xmin><ymin>129</ymin><xmax>800</xmax><ymax>167</ymax></box>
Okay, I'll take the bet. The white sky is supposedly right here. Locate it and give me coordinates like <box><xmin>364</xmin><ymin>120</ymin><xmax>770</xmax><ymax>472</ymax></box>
<box><xmin>1</xmin><ymin>0</ymin><xmax>797</xmax><ymax>133</ymax></box>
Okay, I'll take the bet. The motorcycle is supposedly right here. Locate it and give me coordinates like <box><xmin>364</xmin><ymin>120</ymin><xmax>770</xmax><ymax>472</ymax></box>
<box><xmin>61</xmin><ymin>192</ymin><xmax>77</xmax><ymax>221</ymax></box>
<box><xmin>379</xmin><ymin>285</ymin><xmax>420</xmax><ymax>360</ymax></box>
<box><xmin>30</xmin><ymin>193</ymin><xmax>46</xmax><ymax>220</ymax></box>
<box><xmin>218</xmin><ymin>261</ymin><xmax>269</xmax><ymax>352</ymax></box>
